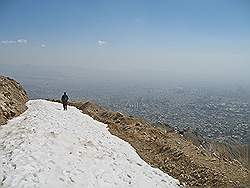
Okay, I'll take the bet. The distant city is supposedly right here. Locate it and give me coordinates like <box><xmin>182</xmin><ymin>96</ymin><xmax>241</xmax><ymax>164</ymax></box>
<box><xmin>94</xmin><ymin>86</ymin><xmax>249</xmax><ymax>144</ymax></box>
<box><xmin>27</xmin><ymin>83</ymin><xmax>249</xmax><ymax>144</ymax></box>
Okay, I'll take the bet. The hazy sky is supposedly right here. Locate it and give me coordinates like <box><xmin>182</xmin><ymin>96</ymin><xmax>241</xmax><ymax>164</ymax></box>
<box><xmin>0</xmin><ymin>0</ymin><xmax>249</xmax><ymax>86</ymax></box>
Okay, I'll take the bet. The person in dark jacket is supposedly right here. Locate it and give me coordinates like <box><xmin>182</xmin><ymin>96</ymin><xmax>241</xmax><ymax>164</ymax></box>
<box><xmin>61</xmin><ymin>92</ymin><xmax>69</xmax><ymax>110</ymax></box>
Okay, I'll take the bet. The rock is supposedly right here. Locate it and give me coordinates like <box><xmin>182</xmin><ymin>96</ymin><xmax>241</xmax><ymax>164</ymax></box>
<box><xmin>0</xmin><ymin>76</ymin><xmax>28</xmax><ymax>125</ymax></box>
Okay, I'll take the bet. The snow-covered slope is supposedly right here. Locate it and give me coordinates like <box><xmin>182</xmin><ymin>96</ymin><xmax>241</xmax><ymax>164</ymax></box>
<box><xmin>0</xmin><ymin>100</ymin><xmax>180</xmax><ymax>188</ymax></box>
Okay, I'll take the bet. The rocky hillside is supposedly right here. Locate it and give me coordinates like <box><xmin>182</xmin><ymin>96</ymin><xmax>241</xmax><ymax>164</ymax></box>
<box><xmin>53</xmin><ymin>99</ymin><xmax>248</xmax><ymax>187</ymax></box>
<box><xmin>178</xmin><ymin>127</ymin><xmax>249</xmax><ymax>169</ymax></box>
<box><xmin>0</xmin><ymin>76</ymin><xmax>28</xmax><ymax>125</ymax></box>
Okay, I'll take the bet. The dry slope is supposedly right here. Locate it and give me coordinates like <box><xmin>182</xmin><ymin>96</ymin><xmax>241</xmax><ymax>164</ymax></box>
<box><xmin>0</xmin><ymin>76</ymin><xmax>28</xmax><ymax>125</ymax></box>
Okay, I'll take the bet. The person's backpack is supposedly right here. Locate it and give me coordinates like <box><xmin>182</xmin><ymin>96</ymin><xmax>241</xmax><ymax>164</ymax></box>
<box><xmin>62</xmin><ymin>95</ymin><xmax>68</xmax><ymax>103</ymax></box>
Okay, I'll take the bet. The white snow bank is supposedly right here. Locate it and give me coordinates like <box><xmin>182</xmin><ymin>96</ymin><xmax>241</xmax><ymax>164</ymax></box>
<box><xmin>0</xmin><ymin>100</ymin><xmax>180</xmax><ymax>188</ymax></box>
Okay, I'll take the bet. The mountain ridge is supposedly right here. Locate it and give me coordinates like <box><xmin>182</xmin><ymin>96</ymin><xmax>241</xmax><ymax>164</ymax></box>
<box><xmin>0</xmin><ymin>100</ymin><xmax>180</xmax><ymax>187</ymax></box>
<box><xmin>55</xmin><ymin>99</ymin><xmax>248</xmax><ymax>187</ymax></box>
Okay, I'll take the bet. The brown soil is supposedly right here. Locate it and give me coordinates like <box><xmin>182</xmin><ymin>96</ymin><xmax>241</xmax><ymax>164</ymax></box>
<box><xmin>0</xmin><ymin>76</ymin><xmax>28</xmax><ymax>125</ymax></box>
<box><xmin>180</xmin><ymin>128</ymin><xmax>249</xmax><ymax>169</ymax></box>
<box><xmin>52</xmin><ymin>99</ymin><xmax>249</xmax><ymax>187</ymax></box>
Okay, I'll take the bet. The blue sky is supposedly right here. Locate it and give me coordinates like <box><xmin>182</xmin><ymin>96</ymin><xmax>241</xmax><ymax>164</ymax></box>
<box><xmin>0</xmin><ymin>0</ymin><xmax>249</xmax><ymax>84</ymax></box>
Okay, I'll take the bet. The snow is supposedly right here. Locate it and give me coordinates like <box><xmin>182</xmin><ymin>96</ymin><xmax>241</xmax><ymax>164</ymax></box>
<box><xmin>0</xmin><ymin>100</ymin><xmax>180</xmax><ymax>188</ymax></box>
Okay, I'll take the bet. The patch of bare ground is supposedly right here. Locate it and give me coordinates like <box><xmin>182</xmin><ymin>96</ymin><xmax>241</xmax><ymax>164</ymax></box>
<box><xmin>52</xmin><ymin>99</ymin><xmax>249</xmax><ymax>187</ymax></box>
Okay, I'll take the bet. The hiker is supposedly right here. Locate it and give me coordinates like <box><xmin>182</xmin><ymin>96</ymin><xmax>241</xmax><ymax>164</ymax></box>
<box><xmin>61</xmin><ymin>92</ymin><xmax>69</xmax><ymax>110</ymax></box>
